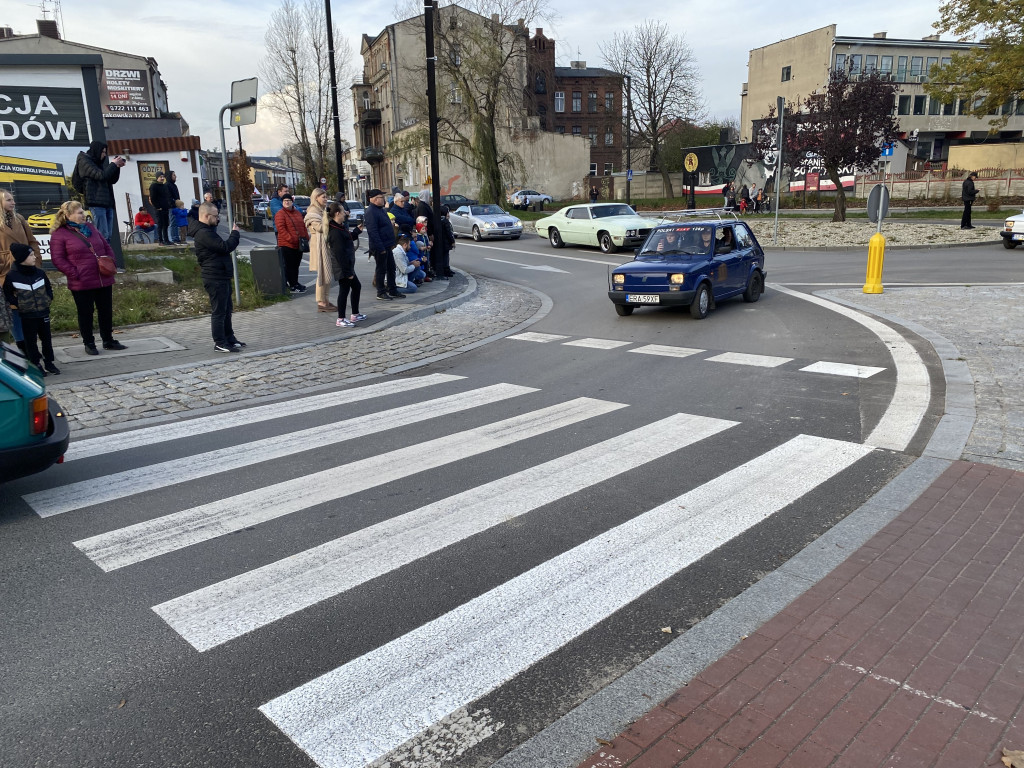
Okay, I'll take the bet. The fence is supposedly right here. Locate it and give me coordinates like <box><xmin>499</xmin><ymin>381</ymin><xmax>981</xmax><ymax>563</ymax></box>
<box><xmin>854</xmin><ymin>168</ymin><xmax>1024</xmax><ymax>200</ymax></box>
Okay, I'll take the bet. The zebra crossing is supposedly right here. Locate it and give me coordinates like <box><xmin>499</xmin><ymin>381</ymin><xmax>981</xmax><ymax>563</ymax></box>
<box><xmin>21</xmin><ymin>372</ymin><xmax>881</xmax><ymax>768</ymax></box>
<box><xmin>509</xmin><ymin>332</ymin><xmax>889</xmax><ymax>379</ymax></box>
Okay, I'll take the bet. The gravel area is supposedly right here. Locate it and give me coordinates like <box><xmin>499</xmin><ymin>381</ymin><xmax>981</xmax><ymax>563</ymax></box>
<box><xmin>745</xmin><ymin>219</ymin><xmax>1002</xmax><ymax>249</ymax></box>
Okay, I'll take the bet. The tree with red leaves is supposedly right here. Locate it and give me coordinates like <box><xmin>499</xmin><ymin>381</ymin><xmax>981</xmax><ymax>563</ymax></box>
<box><xmin>751</xmin><ymin>69</ymin><xmax>899</xmax><ymax>222</ymax></box>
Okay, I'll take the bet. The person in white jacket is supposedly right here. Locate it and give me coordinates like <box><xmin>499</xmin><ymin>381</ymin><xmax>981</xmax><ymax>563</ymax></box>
<box><xmin>392</xmin><ymin>235</ymin><xmax>426</xmax><ymax>294</ymax></box>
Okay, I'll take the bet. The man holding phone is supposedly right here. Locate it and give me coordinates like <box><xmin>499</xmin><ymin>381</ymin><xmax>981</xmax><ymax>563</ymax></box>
<box><xmin>73</xmin><ymin>141</ymin><xmax>125</xmax><ymax>243</ymax></box>
<box><xmin>188</xmin><ymin>202</ymin><xmax>244</xmax><ymax>352</ymax></box>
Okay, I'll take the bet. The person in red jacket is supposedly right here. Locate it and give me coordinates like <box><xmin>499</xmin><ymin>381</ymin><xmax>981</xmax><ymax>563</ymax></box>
<box><xmin>49</xmin><ymin>201</ymin><xmax>127</xmax><ymax>355</ymax></box>
<box><xmin>133</xmin><ymin>206</ymin><xmax>156</xmax><ymax>236</ymax></box>
<box><xmin>274</xmin><ymin>193</ymin><xmax>310</xmax><ymax>292</ymax></box>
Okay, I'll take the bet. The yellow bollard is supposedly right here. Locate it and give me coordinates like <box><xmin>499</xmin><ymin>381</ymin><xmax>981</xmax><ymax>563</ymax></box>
<box><xmin>863</xmin><ymin>231</ymin><xmax>886</xmax><ymax>294</ymax></box>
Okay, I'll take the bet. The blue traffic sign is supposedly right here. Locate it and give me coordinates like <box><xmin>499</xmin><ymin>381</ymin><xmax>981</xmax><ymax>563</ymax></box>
<box><xmin>880</xmin><ymin>142</ymin><xmax>894</xmax><ymax>157</ymax></box>
<box><xmin>627</xmin><ymin>169</ymin><xmax>633</xmax><ymax>180</ymax></box>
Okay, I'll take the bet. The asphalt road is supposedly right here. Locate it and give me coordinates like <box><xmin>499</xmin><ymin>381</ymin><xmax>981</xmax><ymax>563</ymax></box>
<box><xmin>4</xmin><ymin>229</ymin><xmax>1016</xmax><ymax>768</ymax></box>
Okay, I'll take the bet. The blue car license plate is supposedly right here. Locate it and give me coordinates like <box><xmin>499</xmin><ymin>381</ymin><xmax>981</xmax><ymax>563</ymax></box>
<box><xmin>626</xmin><ymin>294</ymin><xmax>660</xmax><ymax>304</ymax></box>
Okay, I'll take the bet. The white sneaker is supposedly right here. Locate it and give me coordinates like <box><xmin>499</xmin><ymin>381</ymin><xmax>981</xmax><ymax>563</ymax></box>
<box><xmin>336</xmin><ymin>317</ymin><xmax>355</xmax><ymax>328</ymax></box>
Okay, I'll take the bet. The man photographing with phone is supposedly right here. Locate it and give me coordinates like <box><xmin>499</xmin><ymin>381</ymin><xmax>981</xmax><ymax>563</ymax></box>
<box><xmin>188</xmin><ymin>202</ymin><xmax>245</xmax><ymax>353</ymax></box>
<box><xmin>73</xmin><ymin>141</ymin><xmax>125</xmax><ymax>243</ymax></box>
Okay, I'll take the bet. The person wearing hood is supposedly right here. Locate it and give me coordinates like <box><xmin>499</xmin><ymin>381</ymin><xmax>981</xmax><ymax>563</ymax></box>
<box><xmin>188</xmin><ymin>202</ymin><xmax>244</xmax><ymax>352</ymax></box>
<box><xmin>149</xmin><ymin>172</ymin><xmax>173</xmax><ymax>245</ymax></box>
<box><xmin>0</xmin><ymin>189</ymin><xmax>42</xmax><ymax>351</ymax></box>
<box><xmin>4</xmin><ymin>243</ymin><xmax>59</xmax><ymax>375</ymax></box>
<box><xmin>74</xmin><ymin>140</ymin><xmax>125</xmax><ymax>243</ymax></box>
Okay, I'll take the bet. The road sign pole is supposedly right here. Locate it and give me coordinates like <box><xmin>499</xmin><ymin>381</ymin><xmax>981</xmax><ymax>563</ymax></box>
<box><xmin>773</xmin><ymin>96</ymin><xmax>784</xmax><ymax>246</ymax></box>
<box><xmin>219</xmin><ymin>96</ymin><xmax>256</xmax><ymax>305</ymax></box>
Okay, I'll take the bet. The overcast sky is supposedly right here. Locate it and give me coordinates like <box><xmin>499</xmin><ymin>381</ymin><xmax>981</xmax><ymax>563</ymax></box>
<box><xmin>5</xmin><ymin>0</ymin><xmax>947</xmax><ymax>155</ymax></box>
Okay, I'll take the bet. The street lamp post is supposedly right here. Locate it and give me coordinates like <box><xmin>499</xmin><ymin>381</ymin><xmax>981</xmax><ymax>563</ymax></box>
<box><xmin>324</xmin><ymin>0</ymin><xmax>345</xmax><ymax>197</ymax></box>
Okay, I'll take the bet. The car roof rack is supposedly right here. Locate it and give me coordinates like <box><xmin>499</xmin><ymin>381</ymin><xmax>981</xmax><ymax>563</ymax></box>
<box><xmin>645</xmin><ymin>208</ymin><xmax>741</xmax><ymax>225</ymax></box>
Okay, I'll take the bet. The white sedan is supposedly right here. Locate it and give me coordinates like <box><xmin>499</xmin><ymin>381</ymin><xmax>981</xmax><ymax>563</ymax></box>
<box><xmin>450</xmin><ymin>204</ymin><xmax>523</xmax><ymax>240</ymax></box>
<box><xmin>509</xmin><ymin>189</ymin><xmax>553</xmax><ymax>209</ymax></box>
<box><xmin>1000</xmin><ymin>210</ymin><xmax>1024</xmax><ymax>249</ymax></box>
<box><xmin>534</xmin><ymin>203</ymin><xmax>665</xmax><ymax>254</ymax></box>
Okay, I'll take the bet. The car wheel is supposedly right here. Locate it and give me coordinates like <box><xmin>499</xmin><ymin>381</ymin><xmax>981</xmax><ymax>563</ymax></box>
<box><xmin>472</xmin><ymin>226</ymin><xmax>482</xmax><ymax>241</ymax></box>
<box><xmin>743</xmin><ymin>271</ymin><xmax>763</xmax><ymax>303</ymax></box>
<box><xmin>690</xmin><ymin>282</ymin><xmax>711</xmax><ymax>319</ymax></box>
<box><xmin>549</xmin><ymin>228</ymin><xmax>564</xmax><ymax>248</ymax></box>
<box><xmin>614</xmin><ymin>303</ymin><xmax>634</xmax><ymax>316</ymax></box>
<box><xmin>1003</xmin><ymin>238</ymin><xmax>1019</xmax><ymax>249</ymax></box>
<box><xmin>599</xmin><ymin>232</ymin><xmax>617</xmax><ymax>254</ymax></box>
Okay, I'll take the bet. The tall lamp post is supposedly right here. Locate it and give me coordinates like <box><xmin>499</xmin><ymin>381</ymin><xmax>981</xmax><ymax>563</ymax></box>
<box><xmin>424</xmin><ymin>0</ymin><xmax>443</xmax><ymax>247</ymax></box>
<box><xmin>324</xmin><ymin>0</ymin><xmax>345</xmax><ymax>197</ymax></box>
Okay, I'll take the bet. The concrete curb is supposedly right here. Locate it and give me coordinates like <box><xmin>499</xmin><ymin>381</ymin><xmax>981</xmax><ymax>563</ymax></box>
<box><xmin>492</xmin><ymin>291</ymin><xmax>976</xmax><ymax>768</ymax></box>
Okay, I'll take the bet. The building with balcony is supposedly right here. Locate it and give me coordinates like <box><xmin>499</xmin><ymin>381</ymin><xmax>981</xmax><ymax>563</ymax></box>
<box><xmin>739</xmin><ymin>25</ymin><xmax>1024</xmax><ymax>164</ymax></box>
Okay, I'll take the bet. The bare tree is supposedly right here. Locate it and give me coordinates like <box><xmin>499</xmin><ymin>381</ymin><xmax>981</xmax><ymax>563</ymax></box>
<box><xmin>750</xmin><ymin>69</ymin><xmax>899</xmax><ymax>221</ymax></box>
<box><xmin>601</xmin><ymin>21</ymin><xmax>705</xmax><ymax>198</ymax></box>
<box><xmin>388</xmin><ymin>0</ymin><xmax>551</xmax><ymax>203</ymax></box>
<box><xmin>259</xmin><ymin>0</ymin><xmax>356</xmax><ymax>193</ymax></box>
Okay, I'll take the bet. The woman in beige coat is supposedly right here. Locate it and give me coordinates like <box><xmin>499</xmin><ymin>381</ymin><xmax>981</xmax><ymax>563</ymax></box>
<box><xmin>1</xmin><ymin>189</ymin><xmax>43</xmax><ymax>341</ymax></box>
<box><xmin>304</xmin><ymin>188</ymin><xmax>335</xmax><ymax>312</ymax></box>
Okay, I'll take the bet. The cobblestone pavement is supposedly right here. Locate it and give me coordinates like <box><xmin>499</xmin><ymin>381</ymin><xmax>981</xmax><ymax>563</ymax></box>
<box><xmin>827</xmin><ymin>286</ymin><xmax>1024</xmax><ymax>471</ymax></box>
<box><xmin>48</xmin><ymin>277</ymin><xmax>542</xmax><ymax>434</ymax></box>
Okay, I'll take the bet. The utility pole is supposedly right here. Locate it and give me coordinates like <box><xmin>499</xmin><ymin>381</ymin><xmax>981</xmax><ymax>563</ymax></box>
<box><xmin>424</xmin><ymin>0</ymin><xmax>443</xmax><ymax>247</ymax></box>
<box><xmin>773</xmin><ymin>96</ymin><xmax>784</xmax><ymax>246</ymax></box>
<box><xmin>324</xmin><ymin>0</ymin><xmax>345</xmax><ymax>197</ymax></box>
<box><xmin>624</xmin><ymin>74</ymin><xmax>631</xmax><ymax>206</ymax></box>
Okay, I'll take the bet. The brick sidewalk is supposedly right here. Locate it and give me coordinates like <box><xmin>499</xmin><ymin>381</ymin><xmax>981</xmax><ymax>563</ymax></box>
<box><xmin>576</xmin><ymin>461</ymin><xmax>1024</xmax><ymax>768</ymax></box>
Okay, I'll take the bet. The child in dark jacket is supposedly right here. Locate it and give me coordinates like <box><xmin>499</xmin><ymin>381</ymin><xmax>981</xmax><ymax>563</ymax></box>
<box><xmin>3</xmin><ymin>243</ymin><xmax>58</xmax><ymax>375</ymax></box>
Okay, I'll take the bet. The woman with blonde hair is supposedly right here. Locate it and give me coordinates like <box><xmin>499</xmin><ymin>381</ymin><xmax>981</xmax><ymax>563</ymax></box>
<box><xmin>49</xmin><ymin>200</ymin><xmax>126</xmax><ymax>355</ymax></box>
<box><xmin>0</xmin><ymin>189</ymin><xmax>42</xmax><ymax>347</ymax></box>
<box><xmin>304</xmin><ymin>187</ymin><xmax>335</xmax><ymax>312</ymax></box>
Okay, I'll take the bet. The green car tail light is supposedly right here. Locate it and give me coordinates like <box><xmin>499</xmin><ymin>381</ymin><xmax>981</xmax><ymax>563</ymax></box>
<box><xmin>31</xmin><ymin>395</ymin><xmax>49</xmax><ymax>435</ymax></box>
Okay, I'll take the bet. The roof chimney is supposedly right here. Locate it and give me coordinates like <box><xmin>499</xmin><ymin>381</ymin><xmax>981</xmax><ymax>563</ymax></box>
<box><xmin>922</xmin><ymin>33</ymin><xmax>940</xmax><ymax>41</ymax></box>
<box><xmin>535</xmin><ymin>28</ymin><xmax>543</xmax><ymax>36</ymax></box>
<box><xmin>36</xmin><ymin>19</ymin><xmax>60</xmax><ymax>40</ymax></box>
<box><xmin>570</xmin><ymin>60</ymin><xmax>586</xmax><ymax>69</ymax></box>
<box><xmin>873</xmin><ymin>31</ymin><xmax>887</xmax><ymax>39</ymax></box>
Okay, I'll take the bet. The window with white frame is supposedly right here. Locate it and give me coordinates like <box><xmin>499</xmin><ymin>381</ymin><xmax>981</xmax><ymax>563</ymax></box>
<box><xmin>554</xmin><ymin>91</ymin><xmax>565</xmax><ymax>112</ymax></box>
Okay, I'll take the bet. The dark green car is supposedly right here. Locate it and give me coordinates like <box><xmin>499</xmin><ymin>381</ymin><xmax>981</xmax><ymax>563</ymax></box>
<box><xmin>0</xmin><ymin>343</ymin><xmax>69</xmax><ymax>483</ymax></box>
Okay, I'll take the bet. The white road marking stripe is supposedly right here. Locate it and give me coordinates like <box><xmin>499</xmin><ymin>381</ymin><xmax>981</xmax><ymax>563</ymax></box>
<box><xmin>75</xmin><ymin>398</ymin><xmax>626</xmax><ymax>572</ymax></box>
<box><xmin>772</xmin><ymin>284</ymin><xmax>930</xmax><ymax>451</ymax></box>
<box><xmin>629</xmin><ymin>344</ymin><xmax>704</xmax><ymax>358</ymax></box>
<box><xmin>705</xmin><ymin>352</ymin><xmax>793</xmax><ymax>368</ymax></box>
<box><xmin>260</xmin><ymin>435</ymin><xmax>872</xmax><ymax>768</ymax></box>
<box><xmin>461</xmin><ymin>241</ymin><xmax>620</xmax><ymax>266</ymax></box>
<box><xmin>154</xmin><ymin>413</ymin><xmax>737</xmax><ymax>651</ymax></box>
<box><xmin>484</xmin><ymin>258</ymin><xmax>570</xmax><ymax>273</ymax></box>
<box><xmin>507</xmin><ymin>332</ymin><xmax>570</xmax><ymax>343</ymax></box>
<box><xmin>63</xmin><ymin>374</ymin><xmax>465</xmax><ymax>462</ymax></box>
<box><xmin>562</xmin><ymin>338</ymin><xmax>632</xmax><ymax>350</ymax></box>
<box><xmin>800</xmin><ymin>361</ymin><xmax>886</xmax><ymax>379</ymax></box>
<box><xmin>28</xmin><ymin>383</ymin><xmax>534</xmax><ymax>519</ymax></box>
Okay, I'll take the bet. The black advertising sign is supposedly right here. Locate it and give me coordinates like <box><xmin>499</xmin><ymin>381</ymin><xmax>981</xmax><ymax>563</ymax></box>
<box><xmin>0</xmin><ymin>86</ymin><xmax>88</xmax><ymax>146</ymax></box>
<box><xmin>102</xmin><ymin>68</ymin><xmax>153</xmax><ymax>118</ymax></box>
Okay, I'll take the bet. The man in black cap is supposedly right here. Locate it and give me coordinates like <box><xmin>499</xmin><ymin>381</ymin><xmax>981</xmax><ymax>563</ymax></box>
<box><xmin>961</xmin><ymin>171</ymin><xmax>979</xmax><ymax>229</ymax></box>
<box><xmin>74</xmin><ymin>140</ymin><xmax>125</xmax><ymax>243</ymax></box>
<box><xmin>364</xmin><ymin>188</ymin><xmax>403</xmax><ymax>300</ymax></box>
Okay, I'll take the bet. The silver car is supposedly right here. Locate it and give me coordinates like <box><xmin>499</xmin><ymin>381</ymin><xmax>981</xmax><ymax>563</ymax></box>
<box><xmin>451</xmin><ymin>204</ymin><xmax>523</xmax><ymax>241</ymax></box>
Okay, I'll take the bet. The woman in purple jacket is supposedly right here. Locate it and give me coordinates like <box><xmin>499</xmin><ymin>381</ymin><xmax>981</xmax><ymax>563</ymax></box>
<box><xmin>49</xmin><ymin>201</ymin><xmax>127</xmax><ymax>355</ymax></box>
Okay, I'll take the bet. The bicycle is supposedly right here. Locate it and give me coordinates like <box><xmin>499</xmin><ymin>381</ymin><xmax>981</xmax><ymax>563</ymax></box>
<box><xmin>122</xmin><ymin>220</ymin><xmax>154</xmax><ymax>246</ymax></box>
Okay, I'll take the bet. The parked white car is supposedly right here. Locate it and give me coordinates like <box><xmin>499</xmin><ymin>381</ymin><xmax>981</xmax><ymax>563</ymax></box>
<box><xmin>510</xmin><ymin>189</ymin><xmax>553</xmax><ymax>209</ymax></box>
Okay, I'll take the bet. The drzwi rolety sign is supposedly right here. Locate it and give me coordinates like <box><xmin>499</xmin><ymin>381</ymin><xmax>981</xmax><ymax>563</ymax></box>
<box><xmin>0</xmin><ymin>87</ymin><xmax>88</xmax><ymax>145</ymax></box>
<box><xmin>102</xmin><ymin>69</ymin><xmax>152</xmax><ymax>118</ymax></box>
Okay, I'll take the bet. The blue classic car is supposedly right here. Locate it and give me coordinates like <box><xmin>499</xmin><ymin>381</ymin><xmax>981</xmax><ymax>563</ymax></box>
<box><xmin>608</xmin><ymin>218</ymin><xmax>766</xmax><ymax>319</ymax></box>
<box><xmin>0</xmin><ymin>343</ymin><xmax>70</xmax><ymax>483</ymax></box>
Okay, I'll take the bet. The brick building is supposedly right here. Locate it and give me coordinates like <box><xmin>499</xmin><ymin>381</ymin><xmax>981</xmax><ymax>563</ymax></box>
<box><xmin>527</xmin><ymin>29</ymin><xmax>623</xmax><ymax>177</ymax></box>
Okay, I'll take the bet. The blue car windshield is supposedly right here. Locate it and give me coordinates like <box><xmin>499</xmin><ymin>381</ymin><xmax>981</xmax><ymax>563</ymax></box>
<box><xmin>591</xmin><ymin>204</ymin><xmax>636</xmax><ymax>218</ymax></box>
<box><xmin>471</xmin><ymin>205</ymin><xmax>505</xmax><ymax>216</ymax></box>
<box><xmin>637</xmin><ymin>225</ymin><xmax>714</xmax><ymax>259</ymax></box>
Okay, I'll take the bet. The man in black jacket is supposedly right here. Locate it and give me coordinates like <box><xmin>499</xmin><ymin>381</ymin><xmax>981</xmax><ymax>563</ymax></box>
<box><xmin>149</xmin><ymin>172</ymin><xmax>173</xmax><ymax>245</ymax></box>
<box><xmin>364</xmin><ymin>188</ymin><xmax>402</xmax><ymax>300</ymax></box>
<box><xmin>188</xmin><ymin>202</ymin><xmax>243</xmax><ymax>352</ymax></box>
<box><xmin>961</xmin><ymin>171</ymin><xmax>978</xmax><ymax>229</ymax></box>
<box><xmin>74</xmin><ymin>140</ymin><xmax>125</xmax><ymax>243</ymax></box>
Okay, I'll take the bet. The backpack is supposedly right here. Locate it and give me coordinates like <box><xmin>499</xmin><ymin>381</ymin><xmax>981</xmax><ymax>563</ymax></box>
<box><xmin>71</xmin><ymin>155</ymin><xmax>86</xmax><ymax>193</ymax></box>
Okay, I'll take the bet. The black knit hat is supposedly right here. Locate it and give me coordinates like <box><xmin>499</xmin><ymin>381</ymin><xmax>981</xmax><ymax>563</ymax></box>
<box><xmin>10</xmin><ymin>243</ymin><xmax>32</xmax><ymax>264</ymax></box>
